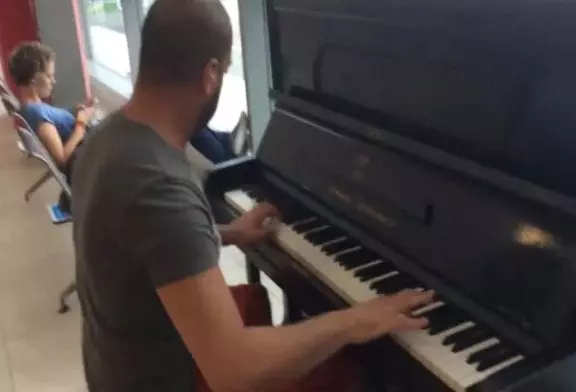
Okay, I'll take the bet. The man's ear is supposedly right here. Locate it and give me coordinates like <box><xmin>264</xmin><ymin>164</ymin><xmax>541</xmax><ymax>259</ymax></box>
<box><xmin>203</xmin><ymin>58</ymin><xmax>220</xmax><ymax>97</ymax></box>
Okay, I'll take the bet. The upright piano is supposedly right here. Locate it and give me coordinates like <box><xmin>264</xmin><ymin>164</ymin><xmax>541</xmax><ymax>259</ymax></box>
<box><xmin>206</xmin><ymin>1</ymin><xmax>576</xmax><ymax>390</ymax></box>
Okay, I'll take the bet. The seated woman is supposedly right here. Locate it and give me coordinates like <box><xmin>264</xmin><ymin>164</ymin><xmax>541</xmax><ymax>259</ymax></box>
<box><xmin>190</xmin><ymin>126</ymin><xmax>236</xmax><ymax>164</ymax></box>
<box><xmin>8</xmin><ymin>41</ymin><xmax>95</xmax><ymax>173</ymax></box>
<box><xmin>190</xmin><ymin>112</ymin><xmax>249</xmax><ymax>164</ymax></box>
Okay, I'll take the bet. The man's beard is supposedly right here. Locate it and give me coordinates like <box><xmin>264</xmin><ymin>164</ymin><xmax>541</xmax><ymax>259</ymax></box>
<box><xmin>194</xmin><ymin>82</ymin><xmax>222</xmax><ymax>134</ymax></box>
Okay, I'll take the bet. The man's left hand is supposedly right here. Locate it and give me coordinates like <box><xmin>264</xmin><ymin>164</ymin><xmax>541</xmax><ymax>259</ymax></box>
<box><xmin>226</xmin><ymin>202</ymin><xmax>281</xmax><ymax>246</ymax></box>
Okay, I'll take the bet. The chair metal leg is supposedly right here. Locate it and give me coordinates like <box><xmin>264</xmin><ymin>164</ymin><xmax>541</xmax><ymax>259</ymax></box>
<box><xmin>58</xmin><ymin>281</ymin><xmax>77</xmax><ymax>314</ymax></box>
<box><xmin>25</xmin><ymin>170</ymin><xmax>51</xmax><ymax>202</ymax></box>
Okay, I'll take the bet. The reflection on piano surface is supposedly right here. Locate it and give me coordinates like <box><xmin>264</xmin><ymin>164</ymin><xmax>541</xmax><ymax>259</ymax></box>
<box><xmin>206</xmin><ymin>0</ymin><xmax>576</xmax><ymax>390</ymax></box>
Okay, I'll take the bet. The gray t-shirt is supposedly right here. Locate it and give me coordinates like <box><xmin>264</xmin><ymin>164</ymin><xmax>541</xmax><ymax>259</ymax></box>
<box><xmin>71</xmin><ymin>112</ymin><xmax>220</xmax><ymax>392</ymax></box>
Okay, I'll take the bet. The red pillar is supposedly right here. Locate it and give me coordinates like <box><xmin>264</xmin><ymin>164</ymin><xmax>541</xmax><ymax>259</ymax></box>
<box><xmin>0</xmin><ymin>0</ymin><xmax>39</xmax><ymax>93</ymax></box>
<box><xmin>71</xmin><ymin>0</ymin><xmax>91</xmax><ymax>98</ymax></box>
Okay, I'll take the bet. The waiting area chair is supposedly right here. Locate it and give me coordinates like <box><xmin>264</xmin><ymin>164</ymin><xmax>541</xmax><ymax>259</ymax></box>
<box><xmin>1</xmin><ymin>87</ymin><xmax>27</xmax><ymax>154</ymax></box>
<box><xmin>2</xmin><ymin>95</ymin><xmax>68</xmax><ymax>202</ymax></box>
<box><xmin>9</xmin><ymin>112</ymin><xmax>72</xmax><ymax>198</ymax></box>
<box><xmin>8</xmin><ymin>112</ymin><xmax>76</xmax><ymax>312</ymax></box>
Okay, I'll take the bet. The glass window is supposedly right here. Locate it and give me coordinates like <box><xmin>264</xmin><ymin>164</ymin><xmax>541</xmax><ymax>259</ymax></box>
<box><xmin>141</xmin><ymin>0</ymin><xmax>154</xmax><ymax>14</ymax></box>
<box><xmin>221</xmin><ymin>0</ymin><xmax>244</xmax><ymax>81</ymax></box>
<box><xmin>211</xmin><ymin>0</ymin><xmax>248</xmax><ymax>131</ymax></box>
<box><xmin>85</xmin><ymin>0</ymin><xmax>131</xmax><ymax>78</ymax></box>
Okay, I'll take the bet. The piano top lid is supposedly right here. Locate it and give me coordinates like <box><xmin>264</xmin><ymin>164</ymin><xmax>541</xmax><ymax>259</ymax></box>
<box><xmin>265</xmin><ymin>0</ymin><xmax>576</xmax><ymax>200</ymax></box>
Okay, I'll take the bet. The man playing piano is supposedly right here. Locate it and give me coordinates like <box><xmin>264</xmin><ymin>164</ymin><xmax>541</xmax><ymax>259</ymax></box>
<box><xmin>70</xmin><ymin>0</ymin><xmax>434</xmax><ymax>391</ymax></box>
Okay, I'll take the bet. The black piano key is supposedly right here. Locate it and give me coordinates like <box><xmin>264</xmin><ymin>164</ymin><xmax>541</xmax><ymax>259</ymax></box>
<box><xmin>283</xmin><ymin>210</ymin><xmax>312</xmax><ymax>225</ymax></box>
<box><xmin>371</xmin><ymin>273</ymin><xmax>420</xmax><ymax>294</ymax></box>
<box><xmin>467</xmin><ymin>342</ymin><xmax>510</xmax><ymax>365</ymax></box>
<box><xmin>273</xmin><ymin>196</ymin><xmax>300</xmax><ymax>212</ymax></box>
<box><xmin>277</xmin><ymin>202</ymin><xmax>309</xmax><ymax>222</ymax></box>
<box><xmin>450</xmin><ymin>327</ymin><xmax>493</xmax><ymax>353</ymax></box>
<box><xmin>305</xmin><ymin>226</ymin><xmax>346</xmax><ymax>245</ymax></box>
<box><xmin>322</xmin><ymin>238</ymin><xmax>358</xmax><ymax>255</ymax></box>
<box><xmin>292</xmin><ymin>218</ymin><xmax>324</xmax><ymax>233</ymax></box>
<box><xmin>244</xmin><ymin>186</ymin><xmax>308</xmax><ymax>221</ymax></box>
<box><xmin>261</xmin><ymin>191</ymin><xmax>289</xmax><ymax>208</ymax></box>
<box><xmin>354</xmin><ymin>262</ymin><xmax>396</xmax><ymax>282</ymax></box>
<box><xmin>336</xmin><ymin>248</ymin><xmax>380</xmax><ymax>270</ymax></box>
<box><xmin>421</xmin><ymin>305</ymin><xmax>465</xmax><ymax>331</ymax></box>
<box><xmin>245</xmin><ymin>186</ymin><xmax>282</xmax><ymax>205</ymax></box>
<box><xmin>282</xmin><ymin>213</ymin><xmax>307</xmax><ymax>225</ymax></box>
<box><xmin>426</xmin><ymin>306</ymin><xmax>469</xmax><ymax>336</ymax></box>
<box><xmin>476</xmin><ymin>347</ymin><xmax>519</xmax><ymax>372</ymax></box>
<box><xmin>245</xmin><ymin>187</ymin><xmax>266</xmax><ymax>202</ymax></box>
<box><xmin>444</xmin><ymin>324</ymin><xmax>481</xmax><ymax>346</ymax></box>
<box><xmin>242</xmin><ymin>185</ymin><xmax>258</xmax><ymax>196</ymax></box>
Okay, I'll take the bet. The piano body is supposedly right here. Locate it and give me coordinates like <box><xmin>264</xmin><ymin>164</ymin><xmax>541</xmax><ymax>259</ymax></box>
<box><xmin>206</xmin><ymin>0</ymin><xmax>576</xmax><ymax>391</ymax></box>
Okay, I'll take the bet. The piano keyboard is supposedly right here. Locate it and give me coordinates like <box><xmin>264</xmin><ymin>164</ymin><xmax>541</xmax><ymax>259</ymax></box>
<box><xmin>225</xmin><ymin>188</ymin><xmax>525</xmax><ymax>392</ymax></box>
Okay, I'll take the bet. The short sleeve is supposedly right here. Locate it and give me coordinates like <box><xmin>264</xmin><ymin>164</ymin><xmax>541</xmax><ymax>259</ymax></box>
<box><xmin>119</xmin><ymin>176</ymin><xmax>220</xmax><ymax>287</ymax></box>
<box><xmin>22</xmin><ymin>104</ymin><xmax>54</xmax><ymax>133</ymax></box>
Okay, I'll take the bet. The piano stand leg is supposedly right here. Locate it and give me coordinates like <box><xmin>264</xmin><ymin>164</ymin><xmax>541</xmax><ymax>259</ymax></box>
<box><xmin>245</xmin><ymin>262</ymin><xmax>261</xmax><ymax>284</ymax></box>
<box><xmin>283</xmin><ymin>294</ymin><xmax>305</xmax><ymax>324</ymax></box>
<box><xmin>242</xmin><ymin>259</ymin><xmax>302</xmax><ymax>324</ymax></box>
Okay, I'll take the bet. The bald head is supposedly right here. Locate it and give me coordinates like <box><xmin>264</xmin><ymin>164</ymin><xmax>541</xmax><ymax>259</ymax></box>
<box><xmin>138</xmin><ymin>0</ymin><xmax>232</xmax><ymax>87</ymax></box>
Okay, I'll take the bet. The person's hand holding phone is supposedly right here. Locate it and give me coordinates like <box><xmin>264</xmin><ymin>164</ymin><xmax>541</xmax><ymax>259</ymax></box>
<box><xmin>84</xmin><ymin>96</ymin><xmax>98</xmax><ymax>108</ymax></box>
<box><xmin>76</xmin><ymin>106</ymin><xmax>95</xmax><ymax>124</ymax></box>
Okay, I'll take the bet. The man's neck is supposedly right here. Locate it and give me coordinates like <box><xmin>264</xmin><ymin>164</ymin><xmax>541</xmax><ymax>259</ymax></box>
<box><xmin>123</xmin><ymin>85</ymin><xmax>199</xmax><ymax>151</ymax></box>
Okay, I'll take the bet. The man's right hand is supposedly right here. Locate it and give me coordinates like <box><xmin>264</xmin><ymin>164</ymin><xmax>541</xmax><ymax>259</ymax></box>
<box><xmin>345</xmin><ymin>289</ymin><xmax>435</xmax><ymax>344</ymax></box>
<box><xmin>226</xmin><ymin>202</ymin><xmax>281</xmax><ymax>246</ymax></box>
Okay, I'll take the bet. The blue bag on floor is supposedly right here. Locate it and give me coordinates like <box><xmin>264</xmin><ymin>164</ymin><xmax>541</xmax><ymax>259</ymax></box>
<box><xmin>47</xmin><ymin>203</ymin><xmax>72</xmax><ymax>225</ymax></box>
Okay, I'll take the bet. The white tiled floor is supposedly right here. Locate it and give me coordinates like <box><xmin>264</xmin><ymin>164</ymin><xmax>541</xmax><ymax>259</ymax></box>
<box><xmin>0</xmin><ymin>110</ymin><xmax>284</xmax><ymax>392</ymax></box>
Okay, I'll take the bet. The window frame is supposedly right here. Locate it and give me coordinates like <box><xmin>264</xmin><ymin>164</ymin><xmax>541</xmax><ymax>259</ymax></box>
<box><xmin>79</xmin><ymin>0</ymin><xmax>272</xmax><ymax>148</ymax></box>
<box><xmin>80</xmin><ymin>0</ymin><xmax>139</xmax><ymax>89</ymax></box>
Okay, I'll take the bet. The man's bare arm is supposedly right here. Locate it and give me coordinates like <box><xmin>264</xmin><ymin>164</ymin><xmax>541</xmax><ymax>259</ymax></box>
<box><xmin>157</xmin><ymin>266</ymin><xmax>432</xmax><ymax>392</ymax></box>
<box><xmin>217</xmin><ymin>224</ymin><xmax>241</xmax><ymax>246</ymax></box>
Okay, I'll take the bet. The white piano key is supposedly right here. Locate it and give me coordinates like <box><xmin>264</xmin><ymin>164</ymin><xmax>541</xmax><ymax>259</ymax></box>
<box><xmin>396</xmin><ymin>332</ymin><xmax>502</xmax><ymax>389</ymax></box>
<box><xmin>226</xmin><ymin>190</ymin><xmax>256</xmax><ymax>212</ymax></box>
<box><xmin>295</xmin><ymin>217</ymin><xmax>317</xmax><ymax>225</ymax></box>
<box><xmin>227</xmin><ymin>190</ymin><xmax>378</xmax><ymax>302</ymax></box>
<box><xmin>460</xmin><ymin>338</ymin><xmax>500</xmax><ymax>358</ymax></box>
<box><xmin>304</xmin><ymin>225</ymin><xmax>330</xmax><ymax>234</ymax></box>
<box><xmin>333</xmin><ymin>245</ymin><xmax>362</xmax><ymax>256</ymax></box>
<box><xmin>352</xmin><ymin>259</ymin><xmax>384</xmax><ymax>273</ymax></box>
<box><xmin>441</xmin><ymin>321</ymin><xmax>476</xmax><ymax>340</ymax></box>
<box><xmin>371</xmin><ymin>269</ymin><xmax>400</xmax><ymax>281</ymax></box>
<box><xmin>225</xmin><ymin>190</ymin><xmax>524</xmax><ymax>391</ymax></box>
<box><xmin>412</xmin><ymin>300</ymin><xmax>445</xmax><ymax>316</ymax></box>
<box><xmin>279</xmin><ymin>223</ymin><xmax>379</xmax><ymax>303</ymax></box>
<box><xmin>320</xmin><ymin>236</ymin><xmax>347</xmax><ymax>247</ymax></box>
<box><xmin>463</xmin><ymin>355</ymin><xmax>524</xmax><ymax>387</ymax></box>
